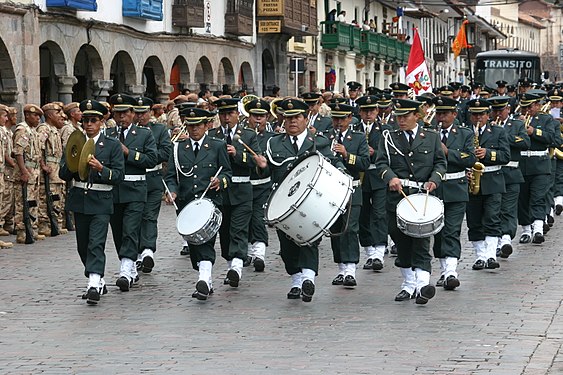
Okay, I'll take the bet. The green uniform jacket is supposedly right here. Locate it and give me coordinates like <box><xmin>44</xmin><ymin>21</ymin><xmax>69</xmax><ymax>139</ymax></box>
<box><xmin>475</xmin><ymin>124</ymin><xmax>511</xmax><ymax>195</ymax></box>
<box><xmin>501</xmin><ymin>117</ymin><xmax>530</xmax><ymax>184</ymax></box>
<box><xmin>311</xmin><ymin>115</ymin><xmax>332</xmax><ymax>134</ymax></box>
<box><xmin>435</xmin><ymin>125</ymin><xmax>476</xmax><ymax>203</ymax></box>
<box><xmin>353</xmin><ymin>120</ymin><xmax>390</xmax><ymax>191</ymax></box>
<box><xmin>210</xmin><ymin>125</ymin><xmax>260</xmax><ymax>205</ymax></box>
<box><xmin>59</xmin><ymin>134</ymin><xmax>125</xmax><ymax>215</ymax></box>
<box><xmin>113</xmin><ymin>124</ymin><xmax>158</xmax><ymax>203</ymax></box>
<box><xmin>165</xmin><ymin>136</ymin><xmax>232</xmax><ymax>206</ymax></box>
<box><xmin>144</xmin><ymin>122</ymin><xmax>172</xmax><ymax>189</ymax></box>
<box><xmin>520</xmin><ymin>113</ymin><xmax>556</xmax><ymax>176</ymax></box>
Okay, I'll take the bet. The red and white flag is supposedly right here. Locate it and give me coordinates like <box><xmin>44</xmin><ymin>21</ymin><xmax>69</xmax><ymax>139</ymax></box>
<box><xmin>406</xmin><ymin>28</ymin><xmax>432</xmax><ymax>95</ymax></box>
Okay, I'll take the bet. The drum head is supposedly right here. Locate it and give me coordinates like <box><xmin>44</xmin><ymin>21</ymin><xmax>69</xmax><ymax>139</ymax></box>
<box><xmin>266</xmin><ymin>153</ymin><xmax>321</xmax><ymax>221</ymax></box>
<box><xmin>177</xmin><ymin>199</ymin><xmax>215</xmax><ymax>235</ymax></box>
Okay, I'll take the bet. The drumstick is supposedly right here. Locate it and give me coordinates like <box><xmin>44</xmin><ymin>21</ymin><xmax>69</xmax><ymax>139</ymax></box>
<box><xmin>399</xmin><ymin>189</ymin><xmax>418</xmax><ymax>213</ymax></box>
<box><xmin>161</xmin><ymin>179</ymin><xmax>178</xmax><ymax>210</ymax></box>
<box><xmin>423</xmin><ymin>189</ymin><xmax>429</xmax><ymax>216</ymax></box>
<box><xmin>200</xmin><ymin>166</ymin><xmax>223</xmax><ymax>200</ymax></box>
<box><xmin>233</xmin><ymin>134</ymin><xmax>258</xmax><ymax>157</ymax></box>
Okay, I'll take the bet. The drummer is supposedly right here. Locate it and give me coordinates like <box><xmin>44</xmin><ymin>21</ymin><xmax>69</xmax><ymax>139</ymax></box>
<box><xmin>165</xmin><ymin>108</ymin><xmax>232</xmax><ymax>301</ymax></box>
<box><xmin>375</xmin><ymin>98</ymin><xmax>446</xmax><ymax>304</ymax></box>
<box><xmin>256</xmin><ymin>98</ymin><xmax>345</xmax><ymax>302</ymax></box>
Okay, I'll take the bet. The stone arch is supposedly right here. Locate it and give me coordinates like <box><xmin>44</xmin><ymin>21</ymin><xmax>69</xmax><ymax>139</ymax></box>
<box><xmin>142</xmin><ymin>55</ymin><xmax>166</xmax><ymax>101</ymax></box>
<box><xmin>73</xmin><ymin>44</ymin><xmax>104</xmax><ymax>102</ymax></box>
<box><xmin>239</xmin><ymin>61</ymin><xmax>254</xmax><ymax>93</ymax></box>
<box><xmin>170</xmin><ymin>55</ymin><xmax>190</xmax><ymax>98</ymax></box>
<box><xmin>194</xmin><ymin>56</ymin><xmax>213</xmax><ymax>87</ymax></box>
<box><xmin>218</xmin><ymin>57</ymin><xmax>235</xmax><ymax>92</ymax></box>
<box><xmin>39</xmin><ymin>40</ymin><xmax>68</xmax><ymax>105</ymax></box>
<box><xmin>261</xmin><ymin>49</ymin><xmax>275</xmax><ymax>95</ymax></box>
<box><xmin>0</xmin><ymin>37</ymin><xmax>17</xmax><ymax>105</ymax></box>
<box><xmin>109</xmin><ymin>50</ymin><xmax>137</xmax><ymax>96</ymax></box>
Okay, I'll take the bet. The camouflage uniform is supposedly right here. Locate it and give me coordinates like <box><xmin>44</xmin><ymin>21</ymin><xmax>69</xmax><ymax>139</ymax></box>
<box><xmin>0</xmin><ymin>125</ymin><xmax>14</xmax><ymax>232</ymax></box>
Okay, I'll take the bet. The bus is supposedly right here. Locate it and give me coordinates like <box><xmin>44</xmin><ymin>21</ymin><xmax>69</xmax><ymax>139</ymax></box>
<box><xmin>474</xmin><ymin>49</ymin><xmax>541</xmax><ymax>88</ymax></box>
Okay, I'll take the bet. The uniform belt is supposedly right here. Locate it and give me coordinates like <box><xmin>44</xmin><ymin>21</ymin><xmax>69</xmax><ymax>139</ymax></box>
<box><xmin>504</xmin><ymin>161</ymin><xmax>519</xmax><ymax>168</ymax></box>
<box><xmin>368</xmin><ymin>164</ymin><xmax>377</xmax><ymax>170</ymax></box>
<box><xmin>483</xmin><ymin>165</ymin><xmax>502</xmax><ymax>173</ymax></box>
<box><xmin>352</xmin><ymin>180</ymin><xmax>361</xmax><ymax>187</ymax></box>
<box><xmin>400</xmin><ymin>179</ymin><xmax>423</xmax><ymax>189</ymax></box>
<box><xmin>45</xmin><ymin>156</ymin><xmax>60</xmax><ymax>163</ymax></box>
<box><xmin>250</xmin><ymin>177</ymin><xmax>271</xmax><ymax>186</ymax></box>
<box><xmin>443</xmin><ymin>171</ymin><xmax>466</xmax><ymax>181</ymax></box>
<box><xmin>232</xmin><ymin>176</ymin><xmax>250</xmax><ymax>183</ymax></box>
<box><xmin>520</xmin><ymin>150</ymin><xmax>548</xmax><ymax>157</ymax></box>
<box><xmin>146</xmin><ymin>163</ymin><xmax>163</xmax><ymax>172</ymax></box>
<box><xmin>123</xmin><ymin>174</ymin><xmax>146</xmax><ymax>181</ymax></box>
<box><xmin>73</xmin><ymin>181</ymin><xmax>113</xmax><ymax>191</ymax></box>
<box><xmin>24</xmin><ymin>161</ymin><xmax>39</xmax><ymax>169</ymax></box>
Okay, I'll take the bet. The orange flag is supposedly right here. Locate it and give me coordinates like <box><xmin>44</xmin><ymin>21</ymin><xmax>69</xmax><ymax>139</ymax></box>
<box><xmin>452</xmin><ymin>20</ymin><xmax>470</xmax><ymax>58</ymax></box>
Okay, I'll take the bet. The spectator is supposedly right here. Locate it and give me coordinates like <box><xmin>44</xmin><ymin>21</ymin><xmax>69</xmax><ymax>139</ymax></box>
<box><xmin>362</xmin><ymin>20</ymin><xmax>371</xmax><ymax>31</ymax></box>
<box><xmin>369</xmin><ymin>19</ymin><xmax>376</xmax><ymax>31</ymax></box>
<box><xmin>337</xmin><ymin>10</ymin><xmax>346</xmax><ymax>23</ymax></box>
<box><xmin>327</xmin><ymin>9</ymin><xmax>337</xmax><ymax>22</ymax></box>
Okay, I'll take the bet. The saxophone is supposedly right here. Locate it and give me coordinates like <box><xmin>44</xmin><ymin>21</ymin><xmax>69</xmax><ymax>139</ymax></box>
<box><xmin>469</xmin><ymin>122</ymin><xmax>485</xmax><ymax>195</ymax></box>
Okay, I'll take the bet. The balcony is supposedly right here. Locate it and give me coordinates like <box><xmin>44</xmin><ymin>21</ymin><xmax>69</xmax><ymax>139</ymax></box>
<box><xmin>123</xmin><ymin>0</ymin><xmax>163</xmax><ymax>21</ymax></box>
<box><xmin>320</xmin><ymin>22</ymin><xmax>410</xmax><ymax>64</ymax></box>
<box><xmin>46</xmin><ymin>0</ymin><xmax>97</xmax><ymax>11</ymax></box>
<box><xmin>225</xmin><ymin>0</ymin><xmax>253</xmax><ymax>36</ymax></box>
<box><xmin>256</xmin><ymin>0</ymin><xmax>317</xmax><ymax>36</ymax></box>
<box><xmin>172</xmin><ymin>0</ymin><xmax>204</xmax><ymax>28</ymax></box>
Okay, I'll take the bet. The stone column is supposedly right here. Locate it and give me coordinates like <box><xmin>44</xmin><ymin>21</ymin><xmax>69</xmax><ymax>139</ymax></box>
<box><xmin>57</xmin><ymin>76</ymin><xmax>77</xmax><ymax>104</ymax></box>
<box><xmin>127</xmin><ymin>84</ymin><xmax>146</xmax><ymax>97</ymax></box>
<box><xmin>156</xmin><ymin>84</ymin><xmax>174</xmax><ymax>104</ymax></box>
<box><xmin>92</xmin><ymin>80</ymin><xmax>113</xmax><ymax>102</ymax></box>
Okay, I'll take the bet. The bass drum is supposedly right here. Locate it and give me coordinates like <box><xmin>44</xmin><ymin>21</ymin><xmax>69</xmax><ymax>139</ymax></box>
<box><xmin>396</xmin><ymin>193</ymin><xmax>444</xmax><ymax>238</ymax></box>
<box><xmin>176</xmin><ymin>198</ymin><xmax>222</xmax><ymax>245</ymax></box>
<box><xmin>265</xmin><ymin>152</ymin><xmax>353</xmax><ymax>246</ymax></box>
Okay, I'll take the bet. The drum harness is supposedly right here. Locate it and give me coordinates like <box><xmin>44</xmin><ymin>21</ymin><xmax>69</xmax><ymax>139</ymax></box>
<box><xmin>382</xmin><ymin>129</ymin><xmax>425</xmax><ymax>192</ymax></box>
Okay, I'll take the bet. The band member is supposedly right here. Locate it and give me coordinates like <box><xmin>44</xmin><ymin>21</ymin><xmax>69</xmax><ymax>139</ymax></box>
<box><xmin>211</xmin><ymin>98</ymin><xmax>262</xmax><ymax>288</ymax></box>
<box><xmin>375</xmin><ymin>99</ymin><xmax>446</xmax><ymax>304</ymax></box>
<box><xmin>244</xmin><ymin>98</ymin><xmax>275</xmax><ymax>272</ymax></box>
<box><xmin>108</xmin><ymin>93</ymin><xmax>158</xmax><ymax>292</ymax></box>
<box><xmin>390</xmin><ymin>82</ymin><xmax>410</xmax><ymax>99</ymax></box>
<box><xmin>354</xmin><ymin>95</ymin><xmax>388</xmax><ymax>271</ymax></box>
<box><xmin>165</xmin><ymin>108</ymin><xmax>232</xmax><ymax>300</ymax></box>
<box><xmin>431</xmin><ymin>97</ymin><xmax>476</xmax><ymax>290</ymax></box>
<box><xmin>134</xmin><ymin>97</ymin><xmax>172</xmax><ymax>274</ymax></box>
<box><xmin>258</xmin><ymin>98</ymin><xmax>345</xmax><ymax>302</ymax></box>
<box><xmin>59</xmin><ymin>100</ymin><xmax>124</xmax><ymax>304</ymax></box>
<box><xmin>377</xmin><ymin>93</ymin><xmax>395</xmax><ymax>128</ymax></box>
<box><xmin>464</xmin><ymin>99</ymin><xmax>511</xmax><ymax>270</ymax></box>
<box><xmin>13</xmin><ymin>104</ymin><xmax>45</xmax><ymax>243</ymax></box>
<box><xmin>517</xmin><ymin>93</ymin><xmax>556</xmax><ymax>244</ymax></box>
<box><xmin>489</xmin><ymin>96</ymin><xmax>529</xmax><ymax>258</ymax></box>
<box><xmin>301</xmin><ymin>92</ymin><xmax>332</xmax><ymax>134</ymax></box>
<box><xmin>326</xmin><ymin>103</ymin><xmax>370</xmax><ymax>287</ymax></box>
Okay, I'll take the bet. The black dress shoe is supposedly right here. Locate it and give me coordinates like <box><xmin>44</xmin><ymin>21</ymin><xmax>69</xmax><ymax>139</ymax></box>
<box><xmin>287</xmin><ymin>287</ymin><xmax>301</xmax><ymax>299</ymax></box>
<box><xmin>394</xmin><ymin>290</ymin><xmax>412</xmax><ymax>301</ymax></box>
<box><xmin>223</xmin><ymin>276</ymin><xmax>230</xmax><ymax>285</ymax></box>
<box><xmin>192</xmin><ymin>286</ymin><xmax>214</xmax><ymax>298</ymax></box>
<box><xmin>86</xmin><ymin>287</ymin><xmax>100</xmax><ymax>305</ymax></box>
<box><xmin>141</xmin><ymin>255</ymin><xmax>154</xmax><ymax>273</ymax></box>
<box><xmin>416</xmin><ymin>285</ymin><xmax>436</xmax><ymax>304</ymax></box>
<box><xmin>254</xmin><ymin>258</ymin><xmax>265</xmax><ymax>272</ymax></box>
<box><xmin>485</xmin><ymin>258</ymin><xmax>500</xmax><ymax>269</ymax></box>
<box><xmin>332</xmin><ymin>274</ymin><xmax>344</xmax><ymax>285</ymax></box>
<box><xmin>135</xmin><ymin>260</ymin><xmax>142</xmax><ymax>270</ymax></box>
<box><xmin>543</xmin><ymin>222</ymin><xmax>550</xmax><ymax>233</ymax></box>
<box><xmin>547</xmin><ymin>215</ymin><xmax>555</xmax><ymax>226</ymax></box>
<box><xmin>472</xmin><ymin>260</ymin><xmax>486</xmax><ymax>270</ymax></box>
<box><xmin>519</xmin><ymin>233</ymin><xmax>531</xmax><ymax>244</ymax></box>
<box><xmin>443</xmin><ymin>275</ymin><xmax>460</xmax><ymax>290</ymax></box>
<box><xmin>362</xmin><ymin>258</ymin><xmax>374</xmax><ymax>270</ymax></box>
<box><xmin>390</xmin><ymin>245</ymin><xmax>397</xmax><ymax>256</ymax></box>
<box><xmin>82</xmin><ymin>285</ymin><xmax>108</xmax><ymax>299</ymax></box>
<box><xmin>243</xmin><ymin>256</ymin><xmax>253</xmax><ymax>267</ymax></box>
<box><xmin>180</xmin><ymin>246</ymin><xmax>190</xmax><ymax>256</ymax></box>
<box><xmin>496</xmin><ymin>247</ymin><xmax>501</xmax><ymax>257</ymax></box>
<box><xmin>226</xmin><ymin>269</ymin><xmax>240</xmax><ymax>287</ymax></box>
<box><xmin>372</xmin><ymin>258</ymin><xmax>383</xmax><ymax>271</ymax></box>
<box><xmin>301</xmin><ymin>279</ymin><xmax>315</xmax><ymax>302</ymax></box>
<box><xmin>500</xmin><ymin>244</ymin><xmax>513</xmax><ymax>258</ymax></box>
<box><xmin>116</xmin><ymin>276</ymin><xmax>130</xmax><ymax>292</ymax></box>
<box><xmin>532</xmin><ymin>232</ymin><xmax>545</xmax><ymax>244</ymax></box>
<box><xmin>435</xmin><ymin>275</ymin><xmax>444</xmax><ymax>287</ymax></box>
<box><xmin>343</xmin><ymin>275</ymin><xmax>357</xmax><ymax>287</ymax></box>
<box><xmin>556</xmin><ymin>204</ymin><xmax>563</xmax><ymax>216</ymax></box>
<box><xmin>195</xmin><ymin>280</ymin><xmax>209</xmax><ymax>301</ymax></box>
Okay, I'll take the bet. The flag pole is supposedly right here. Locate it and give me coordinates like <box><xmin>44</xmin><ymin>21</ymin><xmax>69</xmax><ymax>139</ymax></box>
<box><xmin>464</xmin><ymin>18</ymin><xmax>473</xmax><ymax>83</ymax></box>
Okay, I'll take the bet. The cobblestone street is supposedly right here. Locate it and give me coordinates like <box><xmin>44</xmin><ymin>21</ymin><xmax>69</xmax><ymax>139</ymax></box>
<box><xmin>1</xmin><ymin>203</ymin><xmax>563</xmax><ymax>374</ymax></box>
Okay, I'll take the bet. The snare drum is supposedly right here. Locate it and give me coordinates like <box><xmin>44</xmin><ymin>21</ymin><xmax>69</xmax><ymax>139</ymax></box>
<box><xmin>264</xmin><ymin>152</ymin><xmax>353</xmax><ymax>246</ymax></box>
<box><xmin>176</xmin><ymin>198</ymin><xmax>222</xmax><ymax>245</ymax></box>
<box><xmin>396</xmin><ymin>193</ymin><xmax>444</xmax><ymax>238</ymax></box>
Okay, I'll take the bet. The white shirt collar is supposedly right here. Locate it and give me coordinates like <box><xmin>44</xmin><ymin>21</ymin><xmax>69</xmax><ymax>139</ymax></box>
<box><xmin>291</xmin><ymin>129</ymin><xmax>308</xmax><ymax>150</ymax></box>
<box><xmin>191</xmin><ymin>134</ymin><xmax>206</xmax><ymax>147</ymax></box>
<box><xmin>404</xmin><ymin>124</ymin><xmax>419</xmax><ymax>138</ymax></box>
<box><xmin>89</xmin><ymin>132</ymin><xmax>102</xmax><ymax>144</ymax></box>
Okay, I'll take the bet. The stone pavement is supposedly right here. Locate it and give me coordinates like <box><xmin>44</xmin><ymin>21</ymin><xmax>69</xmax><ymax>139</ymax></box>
<box><xmin>1</xmin><ymin>203</ymin><xmax>563</xmax><ymax>374</ymax></box>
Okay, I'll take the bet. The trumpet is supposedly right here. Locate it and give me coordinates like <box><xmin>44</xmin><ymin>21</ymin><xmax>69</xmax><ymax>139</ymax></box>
<box><xmin>423</xmin><ymin>104</ymin><xmax>436</xmax><ymax>126</ymax></box>
<box><xmin>491</xmin><ymin>116</ymin><xmax>500</xmax><ymax>126</ymax></box>
<box><xmin>541</xmin><ymin>101</ymin><xmax>551</xmax><ymax>113</ymax></box>
<box><xmin>171</xmin><ymin>123</ymin><xmax>188</xmax><ymax>142</ymax></box>
<box><xmin>239</xmin><ymin>94</ymin><xmax>260</xmax><ymax>119</ymax></box>
<box><xmin>523</xmin><ymin>114</ymin><xmax>532</xmax><ymax>129</ymax></box>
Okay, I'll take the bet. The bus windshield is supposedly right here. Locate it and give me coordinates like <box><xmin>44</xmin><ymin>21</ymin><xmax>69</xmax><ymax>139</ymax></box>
<box><xmin>474</xmin><ymin>51</ymin><xmax>541</xmax><ymax>88</ymax></box>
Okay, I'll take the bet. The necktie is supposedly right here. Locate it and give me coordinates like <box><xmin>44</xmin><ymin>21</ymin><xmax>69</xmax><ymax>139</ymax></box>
<box><xmin>441</xmin><ymin>129</ymin><xmax>448</xmax><ymax>144</ymax></box>
<box><xmin>119</xmin><ymin>127</ymin><xmax>126</xmax><ymax>143</ymax></box>
<box><xmin>338</xmin><ymin>132</ymin><xmax>343</xmax><ymax>144</ymax></box>
<box><xmin>292</xmin><ymin>136</ymin><xmax>299</xmax><ymax>153</ymax></box>
<box><xmin>406</xmin><ymin>130</ymin><xmax>414</xmax><ymax>145</ymax></box>
<box><xmin>225</xmin><ymin>128</ymin><xmax>232</xmax><ymax>144</ymax></box>
<box><xmin>193</xmin><ymin>142</ymin><xmax>199</xmax><ymax>157</ymax></box>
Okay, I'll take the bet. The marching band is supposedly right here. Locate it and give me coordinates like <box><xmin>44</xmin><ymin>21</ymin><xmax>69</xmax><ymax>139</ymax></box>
<box><xmin>2</xmin><ymin>76</ymin><xmax>563</xmax><ymax>306</ymax></box>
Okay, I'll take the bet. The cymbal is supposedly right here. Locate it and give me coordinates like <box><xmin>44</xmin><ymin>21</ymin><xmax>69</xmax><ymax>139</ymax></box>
<box><xmin>78</xmin><ymin>138</ymin><xmax>95</xmax><ymax>181</ymax></box>
<box><xmin>65</xmin><ymin>130</ymin><xmax>86</xmax><ymax>173</ymax></box>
